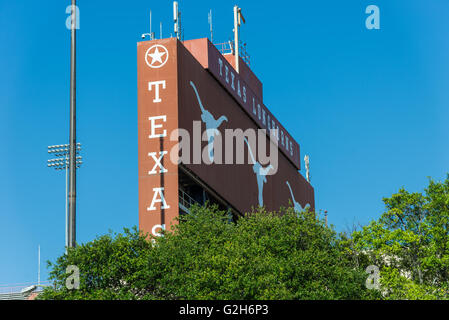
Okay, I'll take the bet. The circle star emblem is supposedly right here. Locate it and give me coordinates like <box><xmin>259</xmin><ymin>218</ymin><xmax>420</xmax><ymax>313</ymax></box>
<box><xmin>145</xmin><ymin>44</ymin><xmax>169</xmax><ymax>69</ymax></box>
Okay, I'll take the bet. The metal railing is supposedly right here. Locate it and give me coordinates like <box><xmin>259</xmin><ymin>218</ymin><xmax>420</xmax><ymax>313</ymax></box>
<box><xmin>214</xmin><ymin>41</ymin><xmax>250</xmax><ymax>66</ymax></box>
<box><xmin>215</xmin><ymin>41</ymin><xmax>234</xmax><ymax>55</ymax></box>
<box><xmin>179</xmin><ymin>188</ymin><xmax>198</xmax><ymax>213</ymax></box>
<box><xmin>0</xmin><ymin>281</ymin><xmax>52</xmax><ymax>300</ymax></box>
<box><xmin>0</xmin><ymin>281</ymin><xmax>52</xmax><ymax>294</ymax></box>
<box><xmin>239</xmin><ymin>43</ymin><xmax>251</xmax><ymax>66</ymax></box>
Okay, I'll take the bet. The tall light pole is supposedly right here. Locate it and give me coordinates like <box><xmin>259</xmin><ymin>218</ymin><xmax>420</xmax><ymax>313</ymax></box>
<box><xmin>68</xmin><ymin>0</ymin><xmax>77</xmax><ymax>248</ymax></box>
<box><xmin>47</xmin><ymin>144</ymin><xmax>83</xmax><ymax>251</ymax></box>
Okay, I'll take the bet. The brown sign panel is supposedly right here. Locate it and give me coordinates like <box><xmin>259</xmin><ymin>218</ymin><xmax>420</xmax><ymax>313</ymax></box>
<box><xmin>137</xmin><ymin>39</ymin><xmax>179</xmax><ymax>237</ymax></box>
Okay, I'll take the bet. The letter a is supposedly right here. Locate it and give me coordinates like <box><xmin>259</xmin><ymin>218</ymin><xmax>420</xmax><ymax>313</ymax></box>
<box><xmin>147</xmin><ymin>187</ymin><xmax>170</xmax><ymax>211</ymax></box>
<box><xmin>65</xmin><ymin>265</ymin><xmax>80</xmax><ymax>290</ymax></box>
<box><xmin>365</xmin><ymin>5</ymin><xmax>380</xmax><ymax>30</ymax></box>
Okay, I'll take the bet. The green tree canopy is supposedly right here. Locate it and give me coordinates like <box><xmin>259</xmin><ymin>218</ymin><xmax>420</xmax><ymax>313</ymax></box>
<box><xmin>352</xmin><ymin>175</ymin><xmax>449</xmax><ymax>299</ymax></box>
<box><xmin>39</xmin><ymin>205</ymin><xmax>374</xmax><ymax>300</ymax></box>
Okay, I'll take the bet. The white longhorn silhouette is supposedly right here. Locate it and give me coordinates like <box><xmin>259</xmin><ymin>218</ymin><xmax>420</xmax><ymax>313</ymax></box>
<box><xmin>244</xmin><ymin>137</ymin><xmax>273</xmax><ymax>207</ymax></box>
<box><xmin>190</xmin><ymin>81</ymin><xmax>228</xmax><ymax>162</ymax></box>
<box><xmin>286</xmin><ymin>180</ymin><xmax>310</xmax><ymax>215</ymax></box>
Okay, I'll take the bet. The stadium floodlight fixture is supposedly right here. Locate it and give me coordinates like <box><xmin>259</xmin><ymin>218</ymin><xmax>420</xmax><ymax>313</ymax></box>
<box><xmin>48</xmin><ymin>143</ymin><xmax>80</xmax><ymax>155</ymax></box>
<box><xmin>47</xmin><ymin>156</ymin><xmax>82</xmax><ymax>170</ymax></box>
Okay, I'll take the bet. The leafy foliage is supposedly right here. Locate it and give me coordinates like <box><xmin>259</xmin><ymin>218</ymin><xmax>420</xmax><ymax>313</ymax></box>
<box><xmin>38</xmin><ymin>226</ymin><xmax>154</xmax><ymax>300</ymax></box>
<box><xmin>39</xmin><ymin>205</ymin><xmax>374</xmax><ymax>300</ymax></box>
<box><xmin>351</xmin><ymin>175</ymin><xmax>449</xmax><ymax>299</ymax></box>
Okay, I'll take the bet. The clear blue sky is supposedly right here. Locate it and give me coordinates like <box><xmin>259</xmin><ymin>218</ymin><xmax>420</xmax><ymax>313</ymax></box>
<box><xmin>1</xmin><ymin>0</ymin><xmax>448</xmax><ymax>286</ymax></box>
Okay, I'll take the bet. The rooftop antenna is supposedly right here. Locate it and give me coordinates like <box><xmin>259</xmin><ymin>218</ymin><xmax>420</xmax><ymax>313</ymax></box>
<box><xmin>38</xmin><ymin>245</ymin><xmax>40</xmax><ymax>287</ymax></box>
<box><xmin>174</xmin><ymin>1</ymin><xmax>180</xmax><ymax>40</ymax></box>
<box><xmin>233</xmin><ymin>5</ymin><xmax>245</xmax><ymax>73</ymax></box>
<box><xmin>304</xmin><ymin>154</ymin><xmax>310</xmax><ymax>183</ymax></box>
<box><xmin>208</xmin><ymin>9</ymin><xmax>213</xmax><ymax>43</ymax></box>
<box><xmin>141</xmin><ymin>10</ymin><xmax>155</xmax><ymax>40</ymax></box>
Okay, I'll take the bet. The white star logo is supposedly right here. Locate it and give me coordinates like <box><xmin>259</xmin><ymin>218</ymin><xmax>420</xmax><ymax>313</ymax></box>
<box><xmin>145</xmin><ymin>45</ymin><xmax>169</xmax><ymax>69</ymax></box>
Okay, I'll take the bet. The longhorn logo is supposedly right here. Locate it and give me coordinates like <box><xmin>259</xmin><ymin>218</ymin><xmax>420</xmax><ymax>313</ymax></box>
<box><xmin>286</xmin><ymin>180</ymin><xmax>310</xmax><ymax>215</ymax></box>
<box><xmin>244</xmin><ymin>137</ymin><xmax>273</xmax><ymax>207</ymax></box>
<box><xmin>190</xmin><ymin>81</ymin><xmax>228</xmax><ymax>162</ymax></box>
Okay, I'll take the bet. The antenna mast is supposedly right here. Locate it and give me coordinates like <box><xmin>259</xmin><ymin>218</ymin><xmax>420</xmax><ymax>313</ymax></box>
<box><xmin>141</xmin><ymin>10</ymin><xmax>155</xmax><ymax>40</ymax></box>
<box><xmin>208</xmin><ymin>9</ymin><xmax>213</xmax><ymax>43</ymax></box>
<box><xmin>233</xmin><ymin>5</ymin><xmax>245</xmax><ymax>73</ymax></box>
<box><xmin>324</xmin><ymin>210</ymin><xmax>328</xmax><ymax>227</ymax></box>
<box><xmin>150</xmin><ymin>11</ymin><xmax>155</xmax><ymax>40</ymax></box>
<box><xmin>173</xmin><ymin>2</ymin><xmax>181</xmax><ymax>40</ymax></box>
<box><xmin>38</xmin><ymin>245</ymin><xmax>41</xmax><ymax>286</ymax></box>
<box><xmin>304</xmin><ymin>155</ymin><xmax>310</xmax><ymax>183</ymax></box>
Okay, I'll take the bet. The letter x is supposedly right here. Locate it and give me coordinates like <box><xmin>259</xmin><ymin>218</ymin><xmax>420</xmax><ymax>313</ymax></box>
<box><xmin>148</xmin><ymin>151</ymin><xmax>168</xmax><ymax>175</ymax></box>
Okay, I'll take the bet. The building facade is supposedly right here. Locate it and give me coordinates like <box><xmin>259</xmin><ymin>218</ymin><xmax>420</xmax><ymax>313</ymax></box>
<box><xmin>137</xmin><ymin>38</ymin><xmax>314</xmax><ymax>238</ymax></box>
